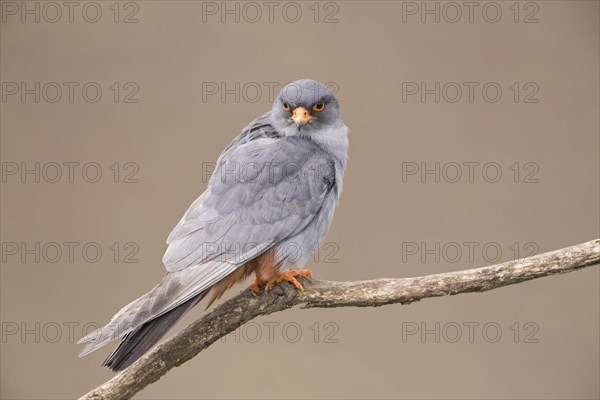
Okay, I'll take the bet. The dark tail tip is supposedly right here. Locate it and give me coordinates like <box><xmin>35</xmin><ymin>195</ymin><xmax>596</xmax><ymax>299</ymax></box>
<box><xmin>103</xmin><ymin>292</ymin><xmax>206</xmax><ymax>372</ymax></box>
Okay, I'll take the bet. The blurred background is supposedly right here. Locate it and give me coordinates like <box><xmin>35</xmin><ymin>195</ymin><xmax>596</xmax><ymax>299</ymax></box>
<box><xmin>1</xmin><ymin>1</ymin><xmax>598</xmax><ymax>398</ymax></box>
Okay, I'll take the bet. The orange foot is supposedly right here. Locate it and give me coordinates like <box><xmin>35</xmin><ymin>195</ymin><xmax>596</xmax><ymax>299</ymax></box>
<box><xmin>265</xmin><ymin>269</ymin><xmax>313</xmax><ymax>293</ymax></box>
<box><xmin>251</xmin><ymin>276</ymin><xmax>266</xmax><ymax>295</ymax></box>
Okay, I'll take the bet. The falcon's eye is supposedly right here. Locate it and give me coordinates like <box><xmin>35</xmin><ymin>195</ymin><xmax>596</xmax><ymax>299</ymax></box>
<box><xmin>312</xmin><ymin>101</ymin><xmax>325</xmax><ymax>112</ymax></box>
<box><xmin>282</xmin><ymin>103</ymin><xmax>291</xmax><ymax>111</ymax></box>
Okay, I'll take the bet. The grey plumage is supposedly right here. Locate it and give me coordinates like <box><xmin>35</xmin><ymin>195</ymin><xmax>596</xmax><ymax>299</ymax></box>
<box><xmin>103</xmin><ymin>291</ymin><xmax>208</xmax><ymax>371</ymax></box>
<box><xmin>78</xmin><ymin>79</ymin><xmax>349</xmax><ymax>370</ymax></box>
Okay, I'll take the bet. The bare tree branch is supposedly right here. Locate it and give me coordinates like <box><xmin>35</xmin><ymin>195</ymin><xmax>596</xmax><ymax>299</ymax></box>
<box><xmin>79</xmin><ymin>239</ymin><xmax>599</xmax><ymax>400</ymax></box>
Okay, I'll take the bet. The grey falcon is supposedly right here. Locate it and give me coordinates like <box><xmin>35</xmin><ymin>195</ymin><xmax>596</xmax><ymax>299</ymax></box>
<box><xmin>78</xmin><ymin>79</ymin><xmax>349</xmax><ymax>371</ymax></box>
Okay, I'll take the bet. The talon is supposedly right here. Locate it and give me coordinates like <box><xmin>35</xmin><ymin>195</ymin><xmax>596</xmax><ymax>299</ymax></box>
<box><xmin>265</xmin><ymin>269</ymin><xmax>313</xmax><ymax>293</ymax></box>
<box><xmin>251</xmin><ymin>276</ymin><xmax>265</xmax><ymax>295</ymax></box>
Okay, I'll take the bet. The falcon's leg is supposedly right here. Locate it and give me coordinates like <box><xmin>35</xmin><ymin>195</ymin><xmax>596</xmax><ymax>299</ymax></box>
<box><xmin>250</xmin><ymin>249</ymin><xmax>312</xmax><ymax>292</ymax></box>
<box><xmin>251</xmin><ymin>275</ymin><xmax>266</xmax><ymax>294</ymax></box>
<box><xmin>265</xmin><ymin>269</ymin><xmax>313</xmax><ymax>293</ymax></box>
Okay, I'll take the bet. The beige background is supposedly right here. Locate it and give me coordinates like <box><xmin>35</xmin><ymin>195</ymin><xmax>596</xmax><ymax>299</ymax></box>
<box><xmin>1</xmin><ymin>1</ymin><xmax>599</xmax><ymax>399</ymax></box>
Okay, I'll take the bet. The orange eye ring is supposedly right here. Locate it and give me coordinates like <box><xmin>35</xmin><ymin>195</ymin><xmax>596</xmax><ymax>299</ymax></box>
<box><xmin>312</xmin><ymin>101</ymin><xmax>325</xmax><ymax>112</ymax></box>
<box><xmin>282</xmin><ymin>103</ymin><xmax>291</xmax><ymax>111</ymax></box>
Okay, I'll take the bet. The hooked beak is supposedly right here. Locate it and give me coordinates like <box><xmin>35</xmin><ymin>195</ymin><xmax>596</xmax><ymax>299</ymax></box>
<box><xmin>291</xmin><ymin>106</ymin><xmax>315</xmax><ymax>126</ymax></box>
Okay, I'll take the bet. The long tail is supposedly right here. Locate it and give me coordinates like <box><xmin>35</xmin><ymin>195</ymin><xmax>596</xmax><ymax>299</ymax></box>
<box><xmin>102</xmin><ymin>290</ymin><xmax>208</xmax><ymax>371</ymax></box>
<box><xmin>78</xmin><ymin>260</ymin><xmax>242</xmax><ymax>369</ymax></box>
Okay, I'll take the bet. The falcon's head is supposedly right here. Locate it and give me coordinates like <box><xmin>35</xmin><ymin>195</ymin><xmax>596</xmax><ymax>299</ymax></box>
<box><xmin>271</xmin><ymin>79</ymin><xmax>342</xmax><ymax>136</ymax></box>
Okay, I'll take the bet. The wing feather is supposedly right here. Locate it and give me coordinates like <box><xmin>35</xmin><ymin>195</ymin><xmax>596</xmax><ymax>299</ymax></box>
<box><xmin>162</xmin><ymin>133</ymin><xmax>336</xmax><ymax>272</ymax></box>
